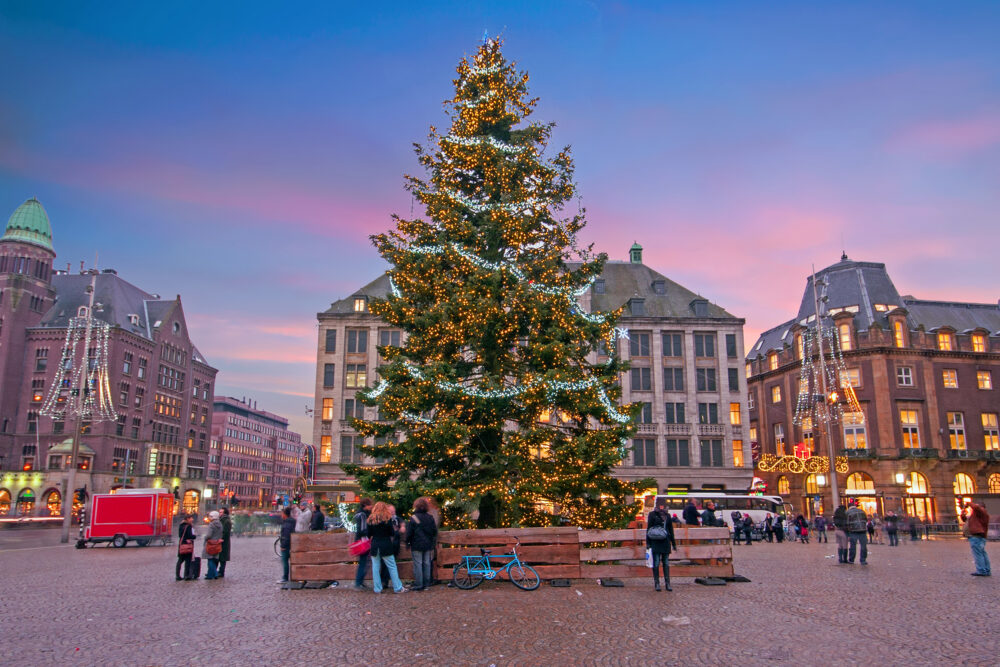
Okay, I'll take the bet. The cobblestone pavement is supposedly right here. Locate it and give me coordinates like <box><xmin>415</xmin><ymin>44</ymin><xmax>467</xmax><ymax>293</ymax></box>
<box><xmin>1</xmin><ymin>530</ymin><xmax>997</xmax><ymax>666</ymax></box>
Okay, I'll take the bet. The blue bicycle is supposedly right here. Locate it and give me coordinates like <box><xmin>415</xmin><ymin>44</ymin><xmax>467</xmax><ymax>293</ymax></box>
<box><xmin>452</xmin><ymin>541</ymin><xmax>541</xmax><ymax>591</ymax></box>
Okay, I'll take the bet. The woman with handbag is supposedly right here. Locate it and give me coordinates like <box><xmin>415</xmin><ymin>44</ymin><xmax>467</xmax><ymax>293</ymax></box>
<box><xmin>646</xmin><ymin>498</ymin><xmax>677</xmax><ymax>591</ymax></box>
<box><xmin>176</xmin><ymin>514</ymin><xmax>196</xmax><ymax>581</ymax></box>
<box><xmin>203</xmin><ymin>511</ymin><xmax>224</xmax><ymax>580</ymax></box>
<box><xmin>366</xmin><ymin>501</ymin><xmax>407</xmax><ymax>594</ymax></box>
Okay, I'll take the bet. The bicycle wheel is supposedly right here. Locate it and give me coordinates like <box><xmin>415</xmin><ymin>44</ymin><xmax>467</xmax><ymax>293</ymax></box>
<box><xmin>508</xmin><ymin>562</ymin><xmax>540</xmax><ymax>591</ymax></box>
<box><xmin>452</xmin><ymin>562</ymin><xmax>484</xmax><ymax>590</ymax></box>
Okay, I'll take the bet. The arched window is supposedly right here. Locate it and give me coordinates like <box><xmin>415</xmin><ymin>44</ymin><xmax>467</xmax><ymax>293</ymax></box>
<box><xmin>805</xmin><ymin>474</ymin><xmax>820</xmax><ymax>495</ymax></box>
<box><xmin>0</xmin><ymin>489</ymin><xmax>10</xmax><ymax>515</ymax></box>
<box><xmin>907</xmin><ymin>472</ymin><xmax>929</xmax><ymax>494</ymax></box>
<box><xmin>846</xmin><ymin>472</ymin><xmax>875</xmax><ymax>491</ymax></box>
<box><xmin>182</xmin><ymin>490</ymin><xmax>199</xmax><ymax>516</ymax></box>
<box><xmin>16</xmin><ymin>488</ymin><xmax>35</xmax><ymax>516</ymax></box>
<box><xmin>990</xmin><ymin>474</ymin><xmax>1000</xmax><ymax>494</ymax></box>
<box><xmin>44</xmin><ymin>488</ymin><xmax>61</xmax><ymax>516</ymax></box>
<box><xmin>777</xmin><ymin>475</ymin><xmax>790</xmax><ymax>495</ymax></box>
<box><xmin>954</xmin><ymin>473</ymin><xmax>976</xmax><ymax>495</ymax></box>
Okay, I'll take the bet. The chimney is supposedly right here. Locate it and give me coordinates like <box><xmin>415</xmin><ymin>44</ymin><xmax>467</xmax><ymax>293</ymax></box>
<box><xmin>79</xmin><ymin>260</ymin><xmax>85</xmax><ymax>274</ymax></box>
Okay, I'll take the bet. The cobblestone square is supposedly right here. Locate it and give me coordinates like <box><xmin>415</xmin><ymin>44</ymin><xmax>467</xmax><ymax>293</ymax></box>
<box><xmin>0</xmin><ymin>531</ymin><xmax>996</xmax><ymax>666</ymax></box>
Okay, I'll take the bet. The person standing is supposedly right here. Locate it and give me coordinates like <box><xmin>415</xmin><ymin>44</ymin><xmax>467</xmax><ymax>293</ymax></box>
<box><xmin>774</xmin><ymin>514</ymin><xmax>785</xmax><ymax>543</ymax></box>
<box><xmin>367</xmin><ymin>501</ymin><xmax>406</xmax><ymax>594</ymax></box>
<box><xmin>217</xmin><ymin>508</ymin><xmax>232</xmax><ymax>578</ymax></box>
<box><xmin>742</xmin><ymin>513</ymin><xmax>754</xmax><ymax>545</ymax></box>
<box><xmin>845</xmin><ymin>500</ymin><xmax>869</xmax><ymax>565</ymax></box>
<box><xmin>352</xmin><ymin>498</ymin><xmax>373</xmax><ymax>590</ymax></box>
<box><xmin>176</xmin><ymin>514</ymin><xmax>196</xmax><ymax>581</ymax></box>
<box><xmin>406</xmin><ymin>498</ymin><xmax>438</xmax><ymax>591</ymax></box>
<box><xmin>764</xmin><ymin>514</ymin><xmax>774</xmax><ymax>543</ymax></box>
<box><xmin>814</xmin><ymin>514</ymin><xmax>827</xmax><ymax>543</ymax></box>
<box><xmin>310</xmin><ymin>503</ymin><xmax>325</xmax><ymax>532</ymax></box>
<box><xmin>885</xmin><ymin>511</ymin><xmax>899</xmax><ymax>546</ymax></box>
<box><xmin>833</xmin><ymin>504</ymin><xmax>848</xmax><ymax>563</ymax></box>
<box><xmin>961</xmin><ymin>501</ymin><xmax>992</xmax><ymax>577</ymax></box>
<box><xmin>295</xmin><ymin>502</ymin><xmax>312</xmax><ymax>533</ymax></box>
<box><xmin>646</xmin><ymin>498</ymin><xmax>678</xmax><ymax>591</ymax></box>
<box><xmin>701</xmin><ymin>501</ymin><xmax>718</xmax><ymax>528</ymax></box>
<box><xmin>683</xmin><ymin>500</ymin><xmax>701</xmax><ymax>526</ymax></box>
<box><xmin>278</xmin><ymin>506</ymin><xmax>295</xmax><ymax>584</ymax></box>
<box><xmin>730</xmin><ymin>510</ymin><xmax>742</xmax><ymax>543</ymax></box>
<box><xmin>203</xmin><ymin>511</ymin><xmax>224</xmax><ymax>580</ymax></box>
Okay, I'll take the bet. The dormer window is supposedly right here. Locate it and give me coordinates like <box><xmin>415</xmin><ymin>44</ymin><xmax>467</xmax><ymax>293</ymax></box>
<box><xmin>353</xmin><ymin>297</ymin><xmax>367</xmax><ymax>313</ymax></box>
<box><xmin>77</xmin><ymin>306</ymin><xmax>89</xmax><ymax>318</ymax></box>
<box><xmin>652</xmin><ymin>280</ymin><xmax>665</xmax><ymax>295</ymax></box>
<box><xmin>593</xmin><ymin>280</ymin><xmax>605</xmax><ymax>295</ymax></box>
<box><xmin>128</xmin><ymin>314</ymin><xmax>140</xmax><ymax>326</ymax></box>
<box><xmin>690</xmin><ymin>299</ymin><xmax>708</xmax><ymax>318</ymax></box>
<box><xmin>628</xmin><ymin>298</ymin><xmax>645</xmax><ymax>317</ymax></box>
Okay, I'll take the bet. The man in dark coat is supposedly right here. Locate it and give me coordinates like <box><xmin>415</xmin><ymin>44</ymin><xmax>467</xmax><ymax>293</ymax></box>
<box><xmin>701</xmin><ymin>501</ymin><xmax>718</xmax><ymax>528</ymax></box>
<box><xmin>682</xmin><ymin>500</ymin><xmax>701</xmax><ymax>526</ymax></box>
<box><xmin>646</xmin><ymin>498</ymin><xmax>678</xmax><ymax>591</ymax></box>
<box><xmin>310</xmin><ymin>503</ymin><xmax>325</xmax><ymax>532</ymax></box>
<box><xmin>278</xmin><ymin>507</ymin><xmax>295</xmax><ymax>584</ymax></box>
<box><xmin>406</xmin><ymin>498</ymin><xmax>439</xmax><ymax>591</ymax></box>
<box><xmin>218</xmin><ymin>507</ymin><xmax>232</xmax><ymax>578</ymax></box>
<box><xmin>352</xmin><ymin>498</ymin><xmax>373</xmax><ymax>590</ymax></box>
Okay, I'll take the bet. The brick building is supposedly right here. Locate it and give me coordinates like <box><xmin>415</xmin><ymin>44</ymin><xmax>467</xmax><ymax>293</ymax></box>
<box><xmin>309</xmin><ymin>243</ymin><xmax>753</xmax><ymax>504</ymax></box>
<box><xmin>746</xmin><ymin>254</ymin><xmax>1000</xmax><ymax>522</ymax></box>
<box><xmin>0</xmin><ymin>198</ymin><xmax>217</xmax><ymax>519</ymax></box>
<box><xmin>208</xmin><ymin>397</ymin><xmax>304</xmax><ymax>509</ymax></box>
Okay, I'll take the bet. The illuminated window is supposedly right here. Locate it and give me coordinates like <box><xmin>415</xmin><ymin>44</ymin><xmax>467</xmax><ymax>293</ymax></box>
<box><xmin>745</xmin><ymin>362</ymin><xmax>751</xmax><ymax>378</ymax></box>
<box><xmin>907</xmin><ymin>472</ymin><xmax>929</xmax><ymax>494</ymax></box>
<box><xmin>954</xmin><ymin>473</ymin><xmax>976</xmax><ymax>495</ymax></box>
<box><xmin>893</xmin><ymin>320</ymin><xmax>906</xmax><ymax>348</ymax></box>
<box><xmin>321</xmin><ymin>398</ymin><xmax>334</xmax><ymax>421</ymax></box>
<box><xmin>805</xmin><ymin>474</ymin><xmax>821</xmax><ymax>495</ymax></box>
<box><xmin>937</xmin><ymin>332</ymin><xmax>952</xmax><ymax>351</ymax></box>
<box><xmin>977</xmin><ymin>371</ymin><xmax>992</xmax><ymax>390</ymax></box>
<box><xmin>732</xmin><ymin>440</ymin><xmax>744</xmax><ymax>467</ymax></box>
<box><xmin>947</xmin><ymin>412</ymin><xmax>966</xmax><ymax>450</ymax></box>
<box><xmin>774</xmin><ymin>423</ymin><xmax>785</xmax><ymax>455</ymax></box>
<box><xmin>345</xmin><ymin>364</ymin><xmax>366</xmax><ymax>388</ymax></box>
<box><xmin>989</xmin><ymin>474</ymin><xmax>1000</xmax><ymax>494</ymax></box>
<box><xmin>353</xmin><ymin>298</ymin><xmax>366</xmax><ymax>312</ymax></box>
<box><xmin>847</xmin><ymin>472</ymin><xmax>875</xmax><ymax>492</ymax></box>
<box><xmin>749</xmin><ymin>425</ymin><xmax>757</xmax><ymax>442</ymax></box>
<box><xmin>942</xmin><ymin>369</ymin><xmax>958</xmax><ymax>389</ymax></box>
<box><xmin>841</xmin><ymin>368</ymin><xmax>861</xmax><ymax>388</ymax></box>
<box><xmin>729</xmin><ymin>402</ymin><xmax>742</xmax><ymax>426</ymax></box>
<box><xmin>843</xmin><ymin>412</ymin><xmax>867</xmax><ymax>450</ymax></box>
<box><xmin>794</xmin><ymin>333</ymin><xmax>803</xmax><ymax>360</ymax></box>
<box><xmin>983</xmin><ymin>413</ymin><xmax>999</xmax><ymax>450</ymax></box>
<box><xmin>838</xmin><ymin>323</ymin><xmax>852</xmax><ymax>351</ymax></box>
<box><xmin>900</xmin><ymin>409</ymin><xmax>920</xmax><ymax>448</ymax></box>
<box><xmin>896</xmin><ymin>366</ymin><xmax>913</xmax><ymax>387</ymax></box>
<box><xmin>768</xmin><ymin>352</ymin><xmax>778</xmax><ymax>371</ymax></box>
<box><xmin>777</xmin><ymin>476</ymin><xmax>790</xmax><ymax>495</ymax></box>
<box><xmin>972</xmin><ymin>333</ymin><xmax>987</xmax><ymax>353</ymax></box>
<box><xmin>771</xmin><ymin>385</ymin><xmax>782</xmax><ymax>403</ymax></box>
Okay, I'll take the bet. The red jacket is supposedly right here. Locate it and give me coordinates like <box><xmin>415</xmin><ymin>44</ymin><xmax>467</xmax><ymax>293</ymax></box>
<box><xmin>965</xmin><ymin>504</ymin><xmax>990</xmax><ymax>538</ymax></box>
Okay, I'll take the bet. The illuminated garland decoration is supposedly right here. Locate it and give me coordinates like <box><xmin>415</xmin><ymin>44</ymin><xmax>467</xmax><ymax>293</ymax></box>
<box><xmin>756</xmin><ymin>453</ymin><xmax>849</xmax><ymax>474</ymax></box>
<box><xmin>336</xmin><ymin>503</ymin><xmax>357</xmax><ymax>533</ymax></box>
<box><xmin>40</xmin><ymin>315</ymin><xmax>117</xmax><ymax>422</ymax></box>
<box><xmin>793</xmin><ymin>326</ymin><xmax>864</xmax><ymax>427</ymax></box>
<box><xmin>468</xmin><ymin>63</ymin><xmax>503</xmax><ymax>75</ymax></box>
<box><xmin>451</xmin><ymin>89</ymin><xmax>497</xmax><ymax>109</ymax></box>
<box><xmin>444</xmin><ymin>189</ymin><xmax>545</xmax><ymax>215</ymax></box>
<box><xmin>442</xmin><ymin>133</ymin><xmax>529</xmax><ymax>153</ymax></box>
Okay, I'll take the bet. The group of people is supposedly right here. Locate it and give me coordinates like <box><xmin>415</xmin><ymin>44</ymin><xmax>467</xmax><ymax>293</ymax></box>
<box><xmin>350</xmin><ymin>496</ymin><xmax>440</xmax><ymax>593</ymax></box>
<box><xmin>175</xmin><ymin>508</ymin><xmax>232</xmax><ymax>581</ymax></box>
<box><xmin>276</xmin><ymin>502</ymin><xmax>328</xmax><ymax>583</ymax></box>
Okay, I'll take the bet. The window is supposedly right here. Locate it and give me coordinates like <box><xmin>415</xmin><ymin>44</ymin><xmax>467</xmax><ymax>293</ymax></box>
<box><xmin>324</xmin><ymin>329</ymin><xmax>337</xmax><ymax>353</ymax></box>
<box><xmin>947</xmin><ymin>412</ymin><xmax>966</xmax><ymax>450</ymax></box>
<box><xmin>343</xmin><ymin>399</ymin><xmax>363</xmax><ymax>420</ymax></box>
<box><xmin>906</xmin><ymin>472</ymin><xmax>928</xmax><ymax>494</ymax></box>
<box><xmin>345</xmin><ymin>364</ymin><xmax>366</xmax><ymax>388</ymax></box>
<box><xmin>346</xmin><ymin>329</ymin><xmax>367</xmax><ymax>354</ymax></box>
<box><xmin>838</xmin><ymin>323</ymin><xmax>852</xmax><ymax>351</ymax></box>
<box><xmin>323</xmin><ymin>364</ymin><xmax>335</xmax><ymax>388</ymax></box>
<box><xmin>698</xmin><ymin>402</ymin><xmax>718</xmax><ymax>424</ymax></box>
<box><xmin>34</xmin><ymin>348</ymin><xmax>48</xmax><ymax>372</ymax></box>
<box><xmin>896</xmin><ymin>366</ymin><xmax>913</xmax><ymax>387</ymax></box>
<box><xmin>937</xmin><ymin>332</ymin><xmax>952</xmax><ymax>351</ymax></box>
<box><xmin>745</xmin><ymin>362</ymin><xmax>752</xmax><ymax>378</ymax></box>
<box><xmin>842</xmin><ymin>368</ymin><xmax>861</xmax><ymax>388</ymax></box>
<box><xmin>664</xmin><ymin>403</ymin><xmax>685</xmax><ymax>424</ymax></box>
<box><xmin>632</xmin><ymin>438</ymin><xmax>656</xmax><ymax>466</ymax></box>
<box><xmin>593</xmin><ymin>279</ymin><xmax>605</xmax><ymax>294</ymax></box>
<box><xmin>774</xmin><ymin>423</ymin><xmax>785</xmax><ymax>455</ymax></box>
<box><xmin>134</xmin><ymin>387</ymin><xmax>144</xmax><ymax>409</ymax></box>
<box><xmin>694</xmin><ymin>333</ymin><xmax>715</xmax><ymax>358</ymax></box>
<box><xmin>768</xmin><ymin>353</ymin><xmax>778</xmax><ymax>371</ymax></box>
<box><xmin>954</xmin><ymin>473</ymin><xmax>976</xmax><ymax>495</ymax></box>
<box><xmin>972</xmin><ymin>333</ymin><xmax>987</xmax><ymax>353</ymax></box>
<box><xmin>725</xmin><ymin>334</ymin><xmax>737</xmax><ymax>359</ymax></box>
<box><xmin>771</xmin><ymin>385</ymin><xmax>782</xmax><ymax>403</ymax></box>
<box><xmin>942</xmin><ymin>369</ymin><xmax>958</xmax><ymax>389</ymax></box>
<box><xmin>696</xmin><ymin>368</ymin><xmax>717</xmax><ymax>392</ymax></box>
<box><xmin>630</xmin><ymin>367</ymin><xmax>651</xmax><ymax>391</ymax></box>
<box><xmin>805</xmin><ymin>474</ymin><xmax>820</xmax><ymax>495</ymax></box>
<box><xmin>666</xmin><ymin>439</ymin><xmax>689</xmax><ymax>466</ymax></box>
<box><xmin>636</xmin><ymin>402</ymin><xmax>653</xmax><ymax>424</ymax></box>
<box><xmin>729</xmin><ymin>402</ymin><xmax>742</xmax><ymax>426</ymax></box>
<box><xmin>900</xmin><ymin>409</ymin><xmax>920</xmax><ymax>448</ymax></box>
<box><xmin>989</xmin><ymin>474</ymin><xmax>1000</xmax><ymax>494</ymax></box>
<box><xmin>700</xmin><ymin>439</ymin><xmax>723</xmax><ymax>467</ymax></box>
<box><xmin>977</xmin><ymin>371</ymin><xmax>993</xmax><ymax>390</ymax></box>
<box><xmin>123</xmin><ymin>352</ymin><xmax>133</xmax><ymax>375</ymax></box>
<box><xmin>747</xmin><ymin>392</ymin><xmax>755</xmax><ymax>410</ymax></box>
<box><xmin>777</xmin><ymin>476</ymin><xmax>790</xmax><ymax>495</ymax></box>
<box><xmin>629</xmin><ymin>332</ymin><xmax>650</xmax><ymax>357</ymax></box>
<box><xmin>983</xmin><ymin>413</ymin><xmax>999</xmax><ymax>450</ymax></box>
<box><xmin>662</xmin><ymin>367</ymin><xmax>684</xmax><ymax>391</ymax></box>
<box><xmin>893</xmin><ymin>321</ymin><xmax>906</xmax><ymax>348</ymax></box>
<box><xmin>321</xmin><ymin>398</ymin><xmax>334</xmax><ymax>421</ymax></box>
<box><xmin>727</xmin><ymin>368</ymin><xmax>739</xmax><ymax>392</ymax></box>
<box><xmin>628</xmin><ymin>299</ymin><xmax>645</xmax><ymax>317</ymax></box>
<box><xmin>353</xmin><ymin>297</ymin><xmax>366</xmax><ymax>312</ymax></box>
<box><xmin>340</xmin><ymin>435</ymin><xmax>363</xmax><ymax>463</ymax></box>
<box><xmin>732</xmin><ymin>440</ymin><xmax>744</xmax><ymax>467</ymax></box>
<box><xmin>137</xmin><ymin>358</ymin><xmax>147</xmax><ymax>380</ymax></box>
<box><xmin>320</xmin><ymin>436</ymin><xmax>332</xmax><ymax>463</ymax></box>
<box><xmin>843</xmin><ymin>413</ymin><xmax>867</xmax><ymax>450</ymax></box>
<box><xmin>847</xmin><ymin>472</ymin><xmax>875</xmax><ymax>492</ymax></box>
<box><xmin>661</xmin><ymin>332</ymin><xmax>682</xmax><ymax>357</ymax></box>
<box><xmin>378</xmin><ymin>329</ymin><xmax>401</xmax><ymax>349</ymax></box>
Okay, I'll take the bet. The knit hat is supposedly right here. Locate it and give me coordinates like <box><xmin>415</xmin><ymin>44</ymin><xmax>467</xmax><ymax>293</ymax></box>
<box><xmin>209</xmin><ymin>511</ymin><xmax>220</xmax><ymax>519</ymax></box>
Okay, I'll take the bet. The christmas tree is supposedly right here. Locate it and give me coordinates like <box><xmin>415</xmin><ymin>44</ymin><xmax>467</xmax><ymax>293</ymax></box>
<box><xmin>343</xmin><ymin>39</ymin><xmax>643</xmax><ymax>528</ymax></box>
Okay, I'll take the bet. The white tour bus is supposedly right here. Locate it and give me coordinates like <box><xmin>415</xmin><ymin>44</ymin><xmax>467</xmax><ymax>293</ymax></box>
<box><xmin>642</xmin><ymin>493</ymin><xmax>789</xmax><ymax>529</ymax></box>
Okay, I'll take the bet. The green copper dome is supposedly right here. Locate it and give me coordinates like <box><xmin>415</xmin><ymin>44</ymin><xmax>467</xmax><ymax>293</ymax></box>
<box><xmin>3</xmin><ymin>198</ymin><xmax>54</xmax><ymax>252</ymax></box>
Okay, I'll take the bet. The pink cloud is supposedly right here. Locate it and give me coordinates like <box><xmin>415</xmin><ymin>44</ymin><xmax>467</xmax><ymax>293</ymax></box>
<box><xmin>187</xmin><ymin>313</ymin><xmax>316</xmax><ymax>365</ymax></box>
<box><xmin>888</xmin><ymin>111</ymin><xmax>1000</xmax><ymax>156</ymax></box>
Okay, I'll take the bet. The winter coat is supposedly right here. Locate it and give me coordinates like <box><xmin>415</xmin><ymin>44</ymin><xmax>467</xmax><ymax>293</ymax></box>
<box><xmin>846</xmin><ymin>506</ymin><xmax>868</xmax><ymax>533</ymax></box>
<box><xmin>645</xmin><ymin>509</ymin><xmax>678</xmax><ymax>555</ymax></box>
<box><xmin>295</xmin><ymin>508</ymin><xmax>312</xmax><ymax>533</ymax></box>
<box><xmin>814</xmin><ymin>516</ymin><xmax>826</xmax><ymax>531</ymax></box>
<box><xmin>220</xmin><ymin>515</ymin><xmax>232</xmax><ymax>562</ymax></box>
<box><xmin>279</xmin><ymin>517</ymin><xmax>296</xmax><ymax>550</ymax></box>
<box><xmin>353</xmin><ymin>509</ymin><xmax>370</xmax><ymax>540</ymax></box>
<box><xmin>366</xmin><ymin>518</ymin><xmax>398</xmax><ymax>557</ymax></box>
<box><xmin>682</xmin><ymin>502</ymin><xmax>701</xmax><ymax>526</ymax></box>
<box><xmin>701</xmin><ymin>507</ymin><xmax>717</xmax><ymax>527</ymax></box>
<box><xmin>202</xmin><ymin>519</ymin><xmax>223</xmax><ymax>558</ymax></box>
<box><xmin>177</xmin><ymin>522</ymin><xmax>195</xmax><ymax>556</ymax></box>
<box><xmin>310</xmin><ymin>509</ymin><xmax>325</xmax><ymax>531</ymax></box>
<box><xmin>406</xmin><ymin>510</ymin><xmax>438</xmax><ymax>552</ymax></box>
<box><xmin>833</xmin><ymin>506</ymin><xmax>847</xmax><ymax>530</ymax></box>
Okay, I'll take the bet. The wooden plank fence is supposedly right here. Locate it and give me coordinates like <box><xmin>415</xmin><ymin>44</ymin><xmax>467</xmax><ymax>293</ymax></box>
<box><xmin>289</xmin><ymin>525</ymin><xmax>732</xmax><ymax>583</ymax></box>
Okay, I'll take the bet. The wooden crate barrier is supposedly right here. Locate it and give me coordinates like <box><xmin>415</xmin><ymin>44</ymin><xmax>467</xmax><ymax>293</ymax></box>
<box><xmin>289</xmin><ymin>525</ymin><xmax>732</xmax><ymax>583</ymax></box>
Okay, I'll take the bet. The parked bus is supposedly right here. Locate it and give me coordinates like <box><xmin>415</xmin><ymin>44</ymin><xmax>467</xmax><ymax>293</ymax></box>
<box><xmin>642</xmin><ymin>493</ymin><xmax>789</xmax><ymax>529</ymax></box>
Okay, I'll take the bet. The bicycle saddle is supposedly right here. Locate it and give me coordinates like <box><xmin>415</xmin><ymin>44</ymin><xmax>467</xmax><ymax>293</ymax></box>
<box><xmin>480</xmin><ymin>548</ymin><xmax>491</xmax><ymax>555</ymax></box>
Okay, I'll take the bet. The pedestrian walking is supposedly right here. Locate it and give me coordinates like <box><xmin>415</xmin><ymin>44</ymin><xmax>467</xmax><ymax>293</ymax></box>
<box><xmin>175</xmin><ymin>514</ymin><xmax>196</xmax><ymax>581</ymax></box>
<box><xmin>742</xmin><ymin>513</ymin><xmax>754</xmax><ymax>545</ymax></box>
<box><xmin>814</xmin><ymin>514</ymin><xmax>828</xmax><ymax>543</ymax></box>
<box><xmin>367</xmin><ymin>501</ymin><xmax>406</xmax><ymax>594</ymax></box>
<box><xmin>885</xmin><ymin>511</ymin><xmax>899</xmax><ymax>546</ymax></box>
<box><xmin>203</xmin><ymin>511</ymin><xmax>224</xmax><ymax>580</ymax></box>
<box><xmin>295</xmin><ymin>502</ymin><xmax>312</xmax><ymax>533</ymax></box>
<box><xmin>646</xmin><ymin>498</ymin><xmax>677</xmax><ymax>591</ymax></box>
<box><xmin>866</xmin><ymin>518</ymin><xmax>876</xmax><ymax>545</ymax></box>
<box><xmin>845</xmin><ymin>499</ymin><xmax>869</xmax><ymax>565</ymax></box>
<box><xmin>683</xmin><ymin>500</ymin><xmax>701</xmax><ymax>526</ymax></box>
<box><xmin>774</xmin><ymin>514</ymin><xmax>785</xmax><ymax>543</ymax></box>
<box><xmin>217</xmin><ymin>507</ymin><xmax>232</xmax><ymax>578</ymax></box>
<box><xmin>794</xmin><ymin>515</ymin><xmax>809</xmax><ymax>543</ymax></box>
<box><xmin>277</xmin><ymin>506</ymin><xmax>295</xmax><ymax>584</ymax></box>
<box><xmin>764</xmin><ymin>514</ymin><xmax>774</xmax><ymax>542</ymax></box>
<box><xmin>961</xmin><ymin>501</ymin><xmax>992</xmax><ymax>577</ymax></box>
<box><xmin>406</xmin><ymin>498</ymin><xmax>438</xmax><ymax>591</ymax></box>
<box><xmin>908</xmin><ymin>515</ymin><xmax>920</xmax><ymax>541</ymax></box>
<box><xmin>352</xmin><ymin>498</ymin><xmax>373</xmax><ymax>590</ymax></box>
<box><xmin>310</xmin><ymin>503</ymin><xmax>325</xmax><ymax>532</ymax></box>
<box><xmin>833</xmin><ymin>504</ymin><xmax>848</xmax><ymax>563</ymax></box>
<box><xmin>730</xmin><ymin>510</ymin><xmax>742</xmax><ymax>543</ymax></box>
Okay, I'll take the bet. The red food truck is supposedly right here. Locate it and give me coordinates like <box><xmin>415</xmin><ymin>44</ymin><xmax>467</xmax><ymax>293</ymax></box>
<box><xmin>81</xmin><ymin>488</ymin><xmax>175</xmax><ymax>548</ymax></box>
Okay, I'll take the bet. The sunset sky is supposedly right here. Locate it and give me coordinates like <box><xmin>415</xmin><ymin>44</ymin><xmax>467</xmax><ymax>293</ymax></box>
<box><xmin>2</xmin><ymin>2</ymin><xmax>998</xmax><ymax>438</ymax></box>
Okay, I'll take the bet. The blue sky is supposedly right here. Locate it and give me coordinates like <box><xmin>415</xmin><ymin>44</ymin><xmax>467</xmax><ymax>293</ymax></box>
<box><xmin>2</xmin><ymin>1</ymin><xmax>999</xmax><ymax>437</ymax></box>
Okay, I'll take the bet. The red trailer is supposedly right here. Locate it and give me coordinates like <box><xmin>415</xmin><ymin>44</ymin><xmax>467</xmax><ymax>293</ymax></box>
<box><xmin>82</xmin><ymin>488</ymin><xmax>175</xmax><ymax>548</ymax></box>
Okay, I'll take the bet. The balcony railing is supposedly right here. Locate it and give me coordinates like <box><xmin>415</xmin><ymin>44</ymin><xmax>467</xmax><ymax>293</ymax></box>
<box><xmin>840</xmin><ymin>448</ymin><xmax>876</xmax><ymax>459</ymax></box>
<box><xmin>986</xmin><ymin>450</ymin><xmax>1000</xmax><ymax>462</ymax></box>
<box><xmin>663</xmin><ymin>424</ymin><xmax>692</xmax><ymax>435</ymax></box>
<box><xmin>899</xmin><ymin>448</ymin><xmax>939</xmax><ymax>459</ymax></box>
<box><xmin>636</xmin><ymin>424</ymin><xmax>657</xmax><ymax>434</ymax></box>
<box><xmin>698</xmin><ymin>424</ymin><xmax>726</xmax><ymax>436</ymax></box>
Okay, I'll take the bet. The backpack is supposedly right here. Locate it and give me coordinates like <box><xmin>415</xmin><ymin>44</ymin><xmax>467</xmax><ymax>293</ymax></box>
<box><xmin>354</xmin><ymin>510</ymin><xmax>368</xmax><ymax>537</ymax></box>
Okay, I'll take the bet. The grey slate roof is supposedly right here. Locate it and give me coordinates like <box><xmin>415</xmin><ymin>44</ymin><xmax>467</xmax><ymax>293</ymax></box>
<box><xmin>904</xmin><ymin>299</ymin><xmax>1000</xmax><ymax>334</ymax></box>
<box><xmin>321</xmin><ymin>261</ymin><xmax>737</xmax><ymax>320</ymax></box>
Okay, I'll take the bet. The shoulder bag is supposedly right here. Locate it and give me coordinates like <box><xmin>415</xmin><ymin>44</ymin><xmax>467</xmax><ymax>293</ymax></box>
<box><xmin>205</xmin><ymin>539</ymin><xmax>223</xmax><ymax>556</ymax></box>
